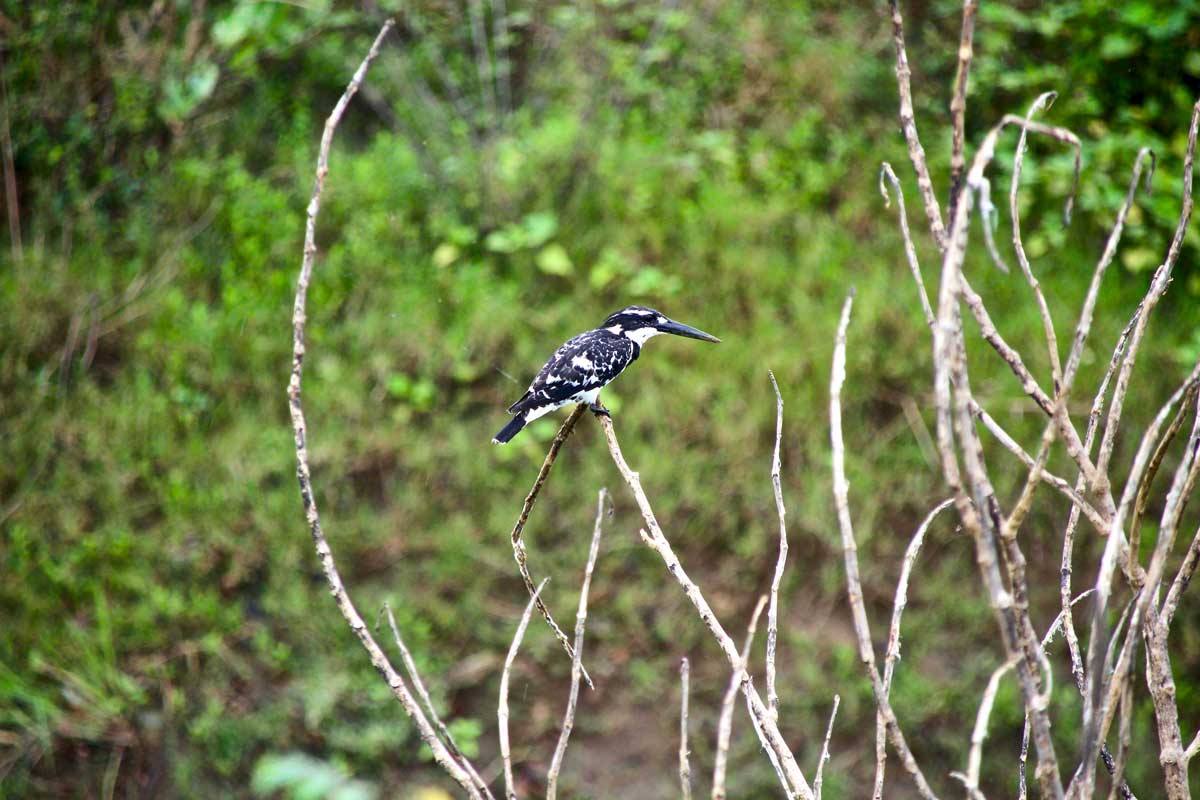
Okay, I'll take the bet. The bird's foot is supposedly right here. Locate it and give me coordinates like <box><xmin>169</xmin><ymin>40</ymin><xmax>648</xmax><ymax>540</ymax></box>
<box><xmin>589</xmin><ymin>401</ymin><xmax>612</xmax><ymax>419</ymax></box>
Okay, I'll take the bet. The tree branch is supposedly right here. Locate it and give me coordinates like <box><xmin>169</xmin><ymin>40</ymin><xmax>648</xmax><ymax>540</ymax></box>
<box><xmin>287</xmin><ymin>17</ymin><xmax>483</xmax><ymax>798</ymax></box>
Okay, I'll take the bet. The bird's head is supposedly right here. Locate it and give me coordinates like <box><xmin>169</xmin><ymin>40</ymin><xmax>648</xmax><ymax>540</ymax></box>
<box><xmin>601</xmin><ymin>305</ymin><xmax>721</xmax><ymax>346</ymax></box>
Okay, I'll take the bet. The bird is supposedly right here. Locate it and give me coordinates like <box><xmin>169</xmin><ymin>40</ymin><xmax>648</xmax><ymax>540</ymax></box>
<box><xmin>493</xmin><ymin>305</ymin><xmax>720</xmax><ymax>444</ymax></box>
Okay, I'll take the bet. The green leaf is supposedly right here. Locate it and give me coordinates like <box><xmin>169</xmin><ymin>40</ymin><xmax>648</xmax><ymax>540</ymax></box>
<box><xmin>535</xmin><ymin>244</ymin><xmax>574</xmax><ymax>275</ymax></box>
<box><xmin>521</xmin><ymin>212</ymin><xmax>558</xmax><ymax>247</ymax></box>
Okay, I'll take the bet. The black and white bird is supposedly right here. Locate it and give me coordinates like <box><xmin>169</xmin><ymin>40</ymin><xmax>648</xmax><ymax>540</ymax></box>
<box><xmin>493</xmin><ymin>305</ymin><xmax>720</xmax><ymax>444</ymax></box>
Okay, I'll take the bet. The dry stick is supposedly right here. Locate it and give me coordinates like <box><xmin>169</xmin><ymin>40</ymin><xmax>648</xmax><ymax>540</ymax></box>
<box><xmin>680</xmin><ymin>657</ymin><xmax>692</xmax><ymax>800</ymax></box>
<box><xmin>766</xmin><ymin>370</ymin><xmax>788</xmax><ymax>722</ymax></box>
<box><xmin>1018</xmin><ymin>591</ymin><xmax>1108</xmax><ymax>800</ymax></box>
<box><xmin>742</xmin><ymin>678</ymin><xmax>792</xmax><ymax>794</ymax></box>
<box><xmin>499</xmin><ymin>578</ymin><xmax>548</xmax><ymax>800</ymax></box>
<box><xmin>947</xmin><ymin>0</ymin><xmax>978</xmax><ymax>214</ymax></box>
<box><xmin>1129</xmin><ymin>387</ymin><xmax>1198</xmax><ymax>572</ymax></box>
<box><xmin>1095</xmin><ymin>99</ymin><xmax>1200</xmax><ymax>482</ymax></box>
<box><xmin>936</xmin><ymin>114</ymin><xmax>1068</xmax><ymax>800</ymax></box>
<box><xmin>880</xmin><ymin>163</ymin><xmax>1107</xmax><ymax>531</ymax></box>
<box><xmin>1059</xmin><ymin>149</ymin><xmax>1156</xmax><ymax>709</ymax></box>
<box><xmin>813</xmin><ymin>695</ymin><xmax>840</xmax><ymax>800</ymax></box>
<box><xmin>1185</xmin><ymin>730</ymin><xmax>1200</xmax><ymax>764</ymax></box>
<box><xmin>1079</xmin><ymin>102</ymin><xmax>1200</xmax><ymax>794</ymax></box>
<box><xmin>545</xmin><ymin>489</ymin><xmax>607</xmax><ymax>800</ymax></box>
<box><xmin>1125</xmin><ymin>397</ymin><xmax>1200</xmax><ymax>799</ymax></box>
<box><xmin>1163</xmin><ymin>521</ymin><xmax>1200</xmax><ymax>629</ymax></box>
<box><xmin>954</xmin><ymin>658</ymin><xmax>1015</xmax><ymax>800</ymax></box>
<box><xmin>713</xmin><ymin>595</ymin><xmax>768</xmax><ymax>800</ymax></box>
<box><xmin>880</xmin><ymin>163</ymin><xmax>935</xmax><ymax>328</ymax></box>
<box><xmin>598</xmin><ymin>418</ymin><xmax>814</xmax><ymax>800</ymax></box>
<box><xmin>830</xmin><ymin>291</ymin><xmax>940</xmax><ymax>800</ymax></box>
<box><xmin>508</xmin><ymin>404</ymin><xmax>593</xmax><ymax>689</ymax></box>
<box><xmin>1077</xmin><ymin>363</ymin><xmax>1200</xmax><ymax>800</ymax></box>
<box><xmin>286</xmin><ymin>19</ymin><xmax>483</xmax><ymax>799</ymax></box>
<box><xmin>1010</xmin><ymin>92</ymin><xmax>1066</xmax><ymax>390</ymax></box>
<box><xmin>886</xmin><ymin>0</ymin><xmax>946</xmax><ymax>251</ymax></box>
<box><xmin>1107</xmin><ymin>679</ymin><xmax>1136</xmax><ymax>800</ymax></box>
<box><xmin>1061</xmin><ymin>148</ymin><xmax>1156</xmax><ymax>393</ymax></box>
<box><xmin>970</xmin><ymin>402</ymin><xmax>1107</xmax><ymax>533</ymax></box>
<box><xmin>381</xmin><ymin>603</ymin><xmax>493</xmax><ymax>798</ymax></box>
<box><xmin>874</xmin><ymin>497</ymin><xmax>955</xmax><ymax>800</ymax></box>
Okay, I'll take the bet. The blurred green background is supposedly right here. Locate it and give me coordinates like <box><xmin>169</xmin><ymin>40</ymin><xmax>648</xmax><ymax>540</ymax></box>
<box><xmin>3</xmin><ymin>1</ymin><xmax>1200</xmax><ymax>797</ymax></box>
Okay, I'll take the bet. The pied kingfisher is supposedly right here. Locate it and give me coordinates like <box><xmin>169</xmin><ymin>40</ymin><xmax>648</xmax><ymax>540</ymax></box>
<box><xmin>492</xmin><ymin>305</ymin><xmax>720</xmax><ymax>444</ymax></box>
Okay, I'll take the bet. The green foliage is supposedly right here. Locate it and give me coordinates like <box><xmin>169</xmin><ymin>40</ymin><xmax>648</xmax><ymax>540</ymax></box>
<box><xmin>3</xmin><ymin>1</ymin><xmax>1200</xmax><ymax>796</ymax></box>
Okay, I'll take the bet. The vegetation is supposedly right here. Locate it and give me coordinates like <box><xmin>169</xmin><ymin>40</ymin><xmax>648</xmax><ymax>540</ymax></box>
<box><xmin>2</xmin><ymin>1</ymin><xmax>1199</xmax><ymax>796</ymax></box>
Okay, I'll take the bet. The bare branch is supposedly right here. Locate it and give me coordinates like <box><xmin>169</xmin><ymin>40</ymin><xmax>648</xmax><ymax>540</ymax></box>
<box><xmin>1185</xmin><ymin>730</ymin><xmax>1200</xmax><ymax>764</ymax></box>
<box><xmin>935</xmin><ymin>109</ymin><xmax>1072</xmax><ymax>800</ymax></box>
<box><xmin>713</xmin><ymin>595</ymin><xmax>768</xmax><ymax>800</ymax></box>
<box><xmin>680</xmin><ymin>657</ymin><xmax>692</xmax><ymax>800</ymax></box>
<box><xmin>1163</xmin><ymin>522</ymin><xmax>1200</xmax><ymax>629</ymax></box>
<box><xmin>831</xmin><ymin>290</ymin><xmax>940</xmax><ymax>800</ymax></box>
<box><xmin>953</xmin><ymin>658</ymin><xmax>1015</xmax><ymax>800</ymax></box>
<box><xmin>1077</xmin><ymin>359</ymin><xmax>1200</xmax><ymax>798</ymax></box>
<box><xmin>880</xmin><ymin>162</ymin><xmax>936</xmax><ymax>329</ymax></box>
<box><xmin>499</xmin><ymin>578</ymin><xmax>549</xmax><ymax>800</ymax></box>
<box><xmin>381</xmin><ymin>603</ymin><xmax>493</xmax><ymax>798</ymax></box>
<box><xmin>1061</xmin><ymin>148</ymin><xmax>1155</xmax><ymax>394</ymax></box>
<box><xmin>767</xmin><ymin>369</ymin><xmax>789</xmax><ymax>722</ymax></box>
<box><xmin>886</xmin><ymin>0</ymin><xmax>947</xmax><ymax>250</ymax></box>
<box><xmin>508</xmin><ymin>404</ymin><xmax>593</xmax><ymax>689</ymax></box>
<box><xmin>813</xmin><ymin>695</ymin><xmax>840</xmax><ymax>800</ymax></box>
<box><xmin>287</xmin><ymin>18</ymin><xmax>484</xmax><ymax>798</ymax></box>
<box><xmin>599</xmin><ymin>414</ymin><xmax>814</xmax><ymax>799</ymax></box>
<box><xmin>947</xmin><ymin>0</ymin><xmax>978</xmax><ymax>213</ymax></box>
<box><xmin>546</xmin><ymin>489</ymin><xmax>608</xmax><ymax>800</ymax></box>
<box><xmin>1130</xmin><ymin>386</ymin><xmax>1198</xmax><ymax>573</ymax></box>
<box><xmin>1096</xmin><ymin>100</ymin><xmax>1200</xmax><ymax>481</ymax></box>
<box><xmin>875</xmin><ymin>497</ymin><xmax>954</xmax><ymax>799</ymax></box>
<box><xmin>1010</xmin><ymin>92</ymin><xmax>1065</xmax><ymax>390</ymax></box>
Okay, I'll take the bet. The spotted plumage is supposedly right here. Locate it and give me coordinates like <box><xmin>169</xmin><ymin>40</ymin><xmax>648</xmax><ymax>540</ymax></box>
<box><xmin>493</xmin><ymin>305</ymin><xmax>720</xmax><ymax>444</ymax></box>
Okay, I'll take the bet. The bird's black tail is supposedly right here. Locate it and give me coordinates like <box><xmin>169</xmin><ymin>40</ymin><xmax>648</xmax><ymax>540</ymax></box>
<box><xmin>492</xmin><ymin>415</ymin><xmax>526</xmax><ymax>444</ymax></box>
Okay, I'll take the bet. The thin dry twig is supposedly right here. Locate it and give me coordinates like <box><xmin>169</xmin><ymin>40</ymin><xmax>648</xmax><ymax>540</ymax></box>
<box><xmin>380</xmin><ymin>603</ymin><xmax>493</xmax><ymax>798</ymax></box>
<box><xmin>882</xmin><ymin>160</ymin><xmax>1105</xmax><ymax>531</ymax></box>
<box><xmin>1009</xmin><ymin>92</ymin><xmax>1065</xmax><ymax>389</ymax></box>
<box><xmin>680</xmin><ymin>657</ymin><xmax>692</xmax><ymax>800</ymax></box>
<box><xmin>546</xmin><ymin>489</ymin><xmax>608</xmax><ymax>800</ymax></box>
<box><xmin>830</xmin><ymin>290</ymin><xmax>939</xmax><ymax>800</ymax></box>
<box><xmin>953</xmin><ymin>658</ymin><xmax>1015</xmax><ymax>800</ymax></box>
<box><xmin>886</xmin><ymin>0</ymin><xmax>946</xmax><ymax>251</ymax></box>
<box><xmin>1078</xmin><ymin>360</ymin><xmax>1200</xmax><ymax>799</ymax></box>
<box><xmin>1163</xmin><ymin>521</ymin><xmax>1200</xmax><ymax>629</ymax></box>
<box><xmin>947</xmin><ymin>0</ymin><xmax>978</xmax><ymax>214</ymax></box>
<box><xmin>287</xmin><ymin>18</ymin><xmax>483</xmax><ymax>798</ymax></box>
<box><xmin>1058</xmin><ymin>144</ymin><xmax>1155</xmax><ymax>688</ymax></box>
<box><xmin>498</xmin><ymin>578</ymin><xmax>549</xmax><ymax>800</ymax></box>
<box><xmin>713</xmin><ymin>595</ymin><xmax>768</xmax><ymax>800</ymax></box>
<box><xmin>934</xmin><ymin>110</ymin><xmax>1071</xmax><ymax>800</ymax></box>
<box><xmin>813</xmin><ymin>695</ymin><xmax>840</xmax><ymax>800</ymax></box>
<box><xmin>599</xmin><ymin>415</ymin><xmax>814</xmax><ymax>800</ymax></box>
<box><xmin>880</xmin><ymin>162</ymin><xmax>935</xmax><ymax>328</ymax></box>
<box><xmin>874</xmin><ymin>498</ymin><xmax>954</xmax><ymax>799</ymax></box>
<box><xmin>766</xmin><ymin>370</ymin><xmax>788</xmax><ymax>722</ymax></box>
<box><xmin>1095</xmin><ymin>101</ymin><xmax>1200</xmax><ymax>484</ymax></box>
<box><xmin>508</xmin><ymin>404</ymin><xmax>593</xmax><ymax>689</ymax></box>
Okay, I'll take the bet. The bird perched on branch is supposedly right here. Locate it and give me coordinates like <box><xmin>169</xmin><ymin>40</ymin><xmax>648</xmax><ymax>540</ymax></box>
<box><xmin>493</xmin><ymin>306</ymin><xmax>721</xmax><ymax>444</ymax></box>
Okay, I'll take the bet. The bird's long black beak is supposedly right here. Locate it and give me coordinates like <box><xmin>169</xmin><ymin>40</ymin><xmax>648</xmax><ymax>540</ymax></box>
<box><xmin>658</xmin><ymin>318</ymin><xmax>721</xmax><ymax>343</ymax></box>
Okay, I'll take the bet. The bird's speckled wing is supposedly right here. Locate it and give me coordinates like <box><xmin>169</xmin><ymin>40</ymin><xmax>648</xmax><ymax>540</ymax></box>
<box><xmin>508</xmin><ymin>330</ymin><xmax>636</xmax><ymax>413</ymax></box>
